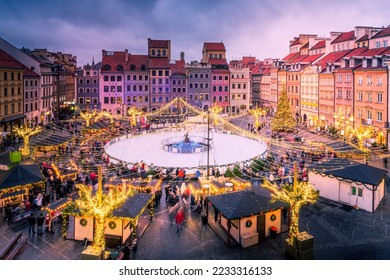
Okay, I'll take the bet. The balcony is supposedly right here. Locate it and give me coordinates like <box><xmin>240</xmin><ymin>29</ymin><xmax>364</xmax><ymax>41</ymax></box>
<box><xmin>361</xmin><ymin>119</ymin><xmax>372</xmax><ymax>126</ymax></box>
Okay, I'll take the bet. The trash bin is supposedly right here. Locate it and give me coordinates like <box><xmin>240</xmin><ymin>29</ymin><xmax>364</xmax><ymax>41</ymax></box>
<box><xmin>269</xmin><ymin>226</ymin><xmax>277</xmax><ymax>239</ymax></box>
<box><xmin>201</xmin><ymin>213</ymin><xmax>207</xmax><ymax>224</ymax></box>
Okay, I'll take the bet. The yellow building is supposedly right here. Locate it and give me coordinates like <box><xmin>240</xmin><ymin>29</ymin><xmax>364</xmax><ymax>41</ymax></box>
<box><xmin>0</xmin><ymin>50</ymin><xmax>25</xmax><ymax>132</ymax></box>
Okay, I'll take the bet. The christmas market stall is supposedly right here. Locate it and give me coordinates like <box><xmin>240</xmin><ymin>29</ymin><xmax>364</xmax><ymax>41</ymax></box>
<box><xmin>0</xmin><ymin>159</ymin><xmax>45</xmax><ymax>209</ymax></box>
<box><xmin>308</xmin><ymin>159</ymin><xmax>387</xmax><ymax>212</ymax></box>
<box><xmin>63</xmin><ymin>193</ymin><xmax>154</xmax><ymax>248</ymax></box>
<box><xmin>206</xmin><ymin>190</ymin><xmax>288</xmax><ymax>248</ymax></box>
<box><xmin>42</xmin><ymin>197</ymin><xmax>72</xmax><ymax>232</ymax></box>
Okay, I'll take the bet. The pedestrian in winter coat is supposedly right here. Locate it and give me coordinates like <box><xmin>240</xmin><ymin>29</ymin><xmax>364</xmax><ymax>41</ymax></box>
<box><xmin>28</xmin><ymin>213</ymin><xmax>36</xmax><ymax>234</ymax></box>
<box><xmin>36</xmin><ymin>213</ymin><xmax>45</xmax><ymax>235</ymax></box>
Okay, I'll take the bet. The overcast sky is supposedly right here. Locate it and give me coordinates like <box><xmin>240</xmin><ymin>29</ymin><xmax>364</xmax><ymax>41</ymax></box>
<box><xmin>0</xmin><ymin>0</ymin><xmax>389</xmax><ymax>66</ymax></box>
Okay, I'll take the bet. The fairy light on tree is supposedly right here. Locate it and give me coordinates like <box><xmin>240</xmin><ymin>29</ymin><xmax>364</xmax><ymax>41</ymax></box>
<box><xmin>349</xmin><ymin>126</ymin><xmax>375</xmax><ymax>151</ymax></box>
<box><xmin>249</xmin><ymin>107</ymin><xmax>267</xmax><ymax>130</ymax></box>
<box><xmin>80</xmin><ymin>110</ymin><xmax>97</xmax><ymax>126</ymax></box>
<box><xmin>75</xmin><ymin>165</ymin><xmax>133</xmax><ymax>249</ymax></box>
<box><xmin>94</xmin><ymin>111</ymin><xmax>114</xmax><ymax>124</ymax></box>
<box><xmin>270</xmin><ymin>85</ymin><xmax>296</xmax><ymax>132</ymax></box>
<box><xmin>262</xmin><ymin>162</ymin><xmax>319</xmax><ymax>245</ymax></box>
<box><xmin>210</xmin><ymin>104</ymin><xmax>223</xmax><ymax>125</ymax></box>
<box><xmin>127</xmin><ymin>106</ymin><xmax>143</xmax><ymax>127</ymax></box>
<box><xmin>13</xmin><ymin>125</ymin><xmax>42</xmax><ymax>156</ymax></box>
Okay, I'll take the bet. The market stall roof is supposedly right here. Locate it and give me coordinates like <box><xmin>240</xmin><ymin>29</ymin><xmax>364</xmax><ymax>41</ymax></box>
<box><xmin>207</xmin><ymin>190</ymin><xmax>287</xmax><ymax>220</ymax></box>
<box><xmin>30</xmin><ymin>128</ymin><xmax>73</xmax><ymax>147</ymax></box>
<box><xmin>0</xmin><ymin>190</ymin><xmax>25</xmax><ymax>199</ymax></box>
<box><xmin>0</xmin><ymin>161</ymin><xmax>44</xmax><ymax>190</ymax></box>
<box><xmin>311</xmin><ymin>163</ymin><xmax>387</xmax><ymax>186</ymax></box>
<box><xmin>325</xmin><ymin>142</ymin><xmax>365</xmax><ymax>154</ymax></box>
<box><xmin>43</xmin><ymin>198</ymin><xmax>72</xmax><ymax>211</ymax></box>
<box><xmin>113</xmin><ymin>193</ymin><xmax>153</xmax><ymax>219</ymax></box>
<box><xmin>84</xmin><ymin>121</ymin><xmax>110</xmax><ymax>130</ymax></box>
<box><xmin>308</xmin><ymin>158</ymin><xmax>360</xmax><ymax>172</ymax></box>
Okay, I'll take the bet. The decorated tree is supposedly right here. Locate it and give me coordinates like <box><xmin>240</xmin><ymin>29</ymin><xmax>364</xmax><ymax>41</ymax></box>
<box><xmin>349</xmin><ymin>126</ymin><xmax>375</xmax><ymax>151</ymax></box>
<box><xmin>210</xmin><ymin>104</ymin><xmax>223</xmax><ymax>125</ymax></box>
<box><xmin>13</xmin><ymin>125</ymin><xmax>42</xmax><ymax>156</ymax></box>
<box><xmin>262</xmin><ymin>162</ymin><xmax>318</xmax><ymax>245</ymax></box>
<box><xmin>270</xmin><ymin>86</ymin><xmax>296</xmax><ymax>132</ymax></box>
<box><xmin>80</xmin><ymin>110</ymin><xmax>97</xmax><ymax>126</ymax></box>
<box><xmin>127</xmin><ymin>107</ymin><xmax>143</xmax><ymax>127</ymax></box>
<box><xmin>76</xmin><ymin>166</ymin><xmax>133</xmax><ymax>249</ymax></box>
<box><xmin>94</xmin><ymin>111</ymin><xmax>114</xmax><ymax>124</ymax></box>
<box><xmin>249</xmin><ymin>107</ymin><xmax>267</xmax><ymax>130</ymax></box>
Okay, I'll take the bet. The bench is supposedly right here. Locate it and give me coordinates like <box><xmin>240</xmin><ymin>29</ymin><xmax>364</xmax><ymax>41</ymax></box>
<box><xmin>0</xmin><ymin>233</ymin><xmax>27</xmax><ymax>260</ymax></box>
<box><xmin>13</xmin><ymin>211</ymin><xmax>31</xmax><ymax>223</ymax></box>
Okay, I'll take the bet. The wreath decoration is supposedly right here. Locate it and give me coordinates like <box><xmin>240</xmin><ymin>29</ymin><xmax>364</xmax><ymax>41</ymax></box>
<box><xmin>245</xmin><ymin>220</ymin><xmax>252</xmax><ymax>228</ymax></box>
<box><xmin>108</xmin><ymin>221</ymin><xmax>117</xmax><ymax>230</ymax></box>
<box><xmin>270</xmin><ymin>214</ymin><xmax>277</xmax><ymax>221</ymax></box>
<box><xmin>79</xmin><ymin>218</ymin><xmax>88</xmax><ymax>227</ymax></box>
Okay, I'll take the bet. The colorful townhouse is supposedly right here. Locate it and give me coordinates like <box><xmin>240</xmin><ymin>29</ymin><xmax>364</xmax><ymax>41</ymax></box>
<box><xmin>23</xmin><ymin>67</ymin><xmax>40</xmax><ymax>126</ymax></box>
<box><xmin>259</xmin><ymin>61</ymin><xmax>272</xmax><ymax>109</ymax></box>
<box><xmin>353</xmin><ymin>47</ymin><xmax>390</xmax><ymax>146</ymax></box>
<box><xmin>76</xmin><ymin>61</ymin><xmax>101</xmax><ymax>111</ymax></box>
<box><xmin>186</xmin><ymin>61</ymin><xmax>211</xmax><ymax>111</ymax></box>
<box><xmin>148</xmin><ymin>39</ymin><xmax>171</xmax><ymax>112</ymax></box>
<box><xmin>124</xmin><ymin>53</ymin><xmax>149</xmax><ymax>112</ymax></box>
<box><xmin>0</xmin><ymin>50</ymin><xmax>25</xmax><ymax>132</ymax></box>
<box><xmin>170</xmin><ymin>53</ymin><xmax>187</xmax><ymax>109</ymax></box>
<box><xmin>100</xmin><ymin>50</ymin><xmax>125</xmax><ymax>116</ymax></box>
<box><xmin>229</xmin><ymin>63</ymin><xmax>250</xmax><ymax>114</ymax></box>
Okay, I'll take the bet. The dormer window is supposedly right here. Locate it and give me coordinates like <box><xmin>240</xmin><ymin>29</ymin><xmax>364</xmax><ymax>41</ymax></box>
<box><xmin>116</xmin><ymin>64</ymin><xmax>124</xmax><ymax>71</ymax></box>
<box><xmin>130</xmin><ymin>64</ymin><xmax>136</xmax><ymax>71</ymax></box>
<box><xmin>103</xmin><ymin>64</ymin><xmax>111</xmax><ymax>71</ymax></box>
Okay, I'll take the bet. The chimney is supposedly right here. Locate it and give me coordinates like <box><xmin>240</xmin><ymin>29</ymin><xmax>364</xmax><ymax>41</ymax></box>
<box><xmin>180</xmin><ymin>51</ymin><xmax>185</xmax><ymax>61</ymax></box>
<box><xmin>102</xmin><ymin>49</ymin><xmax>106</xmax><ymax>59</ymax></box>
<box><xmin>125</xmin><ymin>49</ymin><xmax>128</xmax><ymax>63</ymax></box>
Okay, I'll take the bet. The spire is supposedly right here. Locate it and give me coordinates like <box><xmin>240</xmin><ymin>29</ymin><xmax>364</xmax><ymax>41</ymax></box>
<box><xmin>92</xmin><ymin>56</ymin><xmax>95</xmax><ymax>66</ymax></box>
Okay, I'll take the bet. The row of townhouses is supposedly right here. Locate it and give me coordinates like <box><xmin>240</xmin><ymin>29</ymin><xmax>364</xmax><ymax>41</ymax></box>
<box><xmin>1</xmin><ymin>26</ymin><xmax>390</xmax><ymax>147</ymax></box>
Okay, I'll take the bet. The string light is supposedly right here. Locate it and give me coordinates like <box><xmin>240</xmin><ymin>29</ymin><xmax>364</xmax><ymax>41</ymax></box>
<box><xmin>94</xmin><ymin>111</ymin><xmax>114</xmax><ymax>124</ymax></box>
<box><xmin>80</xmin><ymin>110</ymin><xmax>98</xmax><ymax>126</ymax></box>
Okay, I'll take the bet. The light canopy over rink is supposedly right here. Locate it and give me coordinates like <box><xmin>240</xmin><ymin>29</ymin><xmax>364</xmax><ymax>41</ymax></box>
<box><xmin>105</xmin><ymin>128</ymin><xmax>267</xmax><ymax>169</ymax></box>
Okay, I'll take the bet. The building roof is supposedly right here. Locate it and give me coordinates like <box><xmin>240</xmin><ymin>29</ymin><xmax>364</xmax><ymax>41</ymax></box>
<box><xmin>310</xmin><ymin>40</ymin><xmax>326</xmax><ymax>50</ymax></box>
<box><xmin>290</xmin><ymin>38</ymin><xmax>300</xmax><ymax>47</ymax></box>
<box><xmin>301</xmin><ymin>53</ymin><xmax>324</xmax><ymax>63</ymax></box>
<box><xmin>290</xmin><ymin>54</ymin><xmax>308</xmax><ymax>63</ymax></box>
<box><xmin>148</xmin><ymin>39</ymin><xmax>170</xmax><ymax>49</ymax></box>
<box><xmin>311</xmin><ymin>163</ymin><xmax>387</xmax><ymax>186</ymax></box>
<box><xmin>356</xmin><ymin>35</ymin><xmax>369</xmax><ymax>43</ymax></box>
<box><xmin>149</xmin><ymin>57</ymin><xmax>170</xmax><ymax>69</ymax></box>
<box><xmin>170</xmin><ymin>59</ymin><xmax>186</xmax><ymax>75</ymax></box>
<box><xmin>370</xmin><ymin>27</ymin><xmax>390</xmax><ymax>39</ymax></box>
<box><xmin>282</xmin><ymin>52</ymin><xmax>299</xmax><ymax>62</ymax></box>
<box><xmin>101</xmin><ymin>51</ymin><xmax>127</xmax><ymax>72</ymax></box>
<box><xmin>0</xmin><ymin>161</ymin><xmax>45</xmax><ymax>190</ymax></box>
<box><xmin>126</xmin><ymin>54</ymin><xmax>149</xmax><ymax>71</ymax></box>
<box><xmin>23</xmin><ymin>67</ymin><xmax>40</xmax><ymax>78</ymax></box>
<box><xmin>203</xmin><ymin>42</ymin><xmax>226</xmax><ymax>51</ymax></box>
<box><xmin>342</xmin><ymin>47</ymin><xmax>368</xmax><ymax>58</ymax></box>
<box><xmin>0</xmin><ymin>49</ymin><xmax>25</xmax><ymax>70</ymax></box>
<box><xmin>207</xmin><ymin>190</ymin><xmax>287</xmax><ymax>220</ymax></box>
<box><xmin>355</xmin><ymin>47</ymin><xmax>389</xmax><ymax>58</ymax></box>
<box><xmin>113</xmin><ymin>193</ymin><xmax>154</xmax><ymax>219</ymax></box>
<box><xmin>209</xmin><ymin>58</ymin><xmax>228</xmax><ymax>65</ymax></box>
<box><xmin>331</xmin><ymin>31</ymin><xmax>355</xmax><ymax>44</ymax></box>
<box><xmin>315</xmin><ymin>49</ymin><xmax>352</xmax><ymax>70</ymax></box>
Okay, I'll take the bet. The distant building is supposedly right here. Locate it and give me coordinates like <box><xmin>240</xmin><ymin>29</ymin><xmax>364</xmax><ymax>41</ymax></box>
<box><xmin>76</xmin><ymin>61</ymin><xmax>101</xmax><ymax>110</ymax></box>
<box><xmin>186</xmin><ymin>60</ymin><xmax>211</xmax><ymax>110</ymax></box>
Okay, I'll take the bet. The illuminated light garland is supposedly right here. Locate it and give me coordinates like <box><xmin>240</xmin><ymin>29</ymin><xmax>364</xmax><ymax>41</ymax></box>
<box><xmin>94</xmin><ymin>111</ymin><xmax>114</xmax><ymax>124</ymax></box>
<box><xmin>13</xmin><ymin>125</ymin><xmax>43</xmax><ymax>156</ymax></box>
<box><xmin>126</xmin><ymin>107</ymin><xmax>143</xmax><ymax>127</ymax></box>
<box><xmin>262</xmin><ymin>162</ymin><xmax>318</xmax><ymax>245</ymax></box>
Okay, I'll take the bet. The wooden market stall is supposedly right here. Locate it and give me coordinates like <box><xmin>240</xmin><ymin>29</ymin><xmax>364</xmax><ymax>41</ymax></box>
<box><xmin>206</xmin><ymin>190</ymin><xmax>288</xmax><ymax>248</ymax></box>
<box><xmin>64</xmin><ymin>193</ymin><xmax>154</xmax><ymax>248</ymax></box>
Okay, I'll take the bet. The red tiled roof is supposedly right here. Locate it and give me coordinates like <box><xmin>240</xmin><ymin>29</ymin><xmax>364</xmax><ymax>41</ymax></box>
<box><xmin>315</xmin><ymin>49</ymin><xmax>352</xmax><ymax>70</ymax></box>
<box><xmin>148</xmin><ymin>39</ymin><xmax>170</xmax><ymax>48</ymax></box>
<box><xmin>370</xmin><ymin>27</ymin><xmax>390</xmax><ymax>39</ymax></box>
<box><xmin>331</xmin><ymin>31</ymin><xmax>355</xmax><ymax>44</ymax></box>
<box><xmin>301</xmin><ymin>42</ymin><xmax>309</xmax><ymax>49</ymax></box>
<box><xmin>342</xmin><ymin>47</ymin><xmax>368</xmax><ymax>58</ymax></box>
<box><xmin>356</xmin><ymin>35</ymin><xmax>369</xmax><ymax>43</ymax></box>
<box><xmin>0</xmin><ymin>49</ymin><xmax>25</xmax><ymax>69</ymax></box>
<box><xmin>149</xmin><ymin>57</ymin><xmax>170</xmax><ymax>69</ymax></box>
<box><xmin>290</xmin><ymin>38</ymin><xmax>300</xmax><ymax>47</ymax></box>
<box><xmin>126</xmin><ymin>54</ymin><xmax>148</xmax><ymax>70</ymax></box>
<box><xmin>357</xmin><ymin>47</ymin><xmax>389</xmax><ymax>57</ymax></box>
<box><xmin>382</xmin><ymin>48</ymin><xmax>390</xmax><ymax>55</ymax></box>
<box><xmin>261</xmin><ymin>67</ymin><xmax>271</xmax><ymax>75</ymax></box>
<box><xmin>282</xmin><ymin>52</ymin><xmax>299</xmax><ymax>61</ymax></box>
<box><xmin>250</xmin><ymin>63</ymin><xmax>262</xmax><ymax>74</ymax></box>
<box><xmin>290</xmin><ymin>54</ymin><xmax>308</xmax><ymax>63</ymax></box>
<box><xmin>24</xmin><ymin>68</ymin><xmax>40</xmax><ymax>77</ymax></box>
<box><xmin>242</xmin><ymin>56</ymin><xmax>257</xmax><ymax>65</ymax></box>
<box><xmin>203</xmin><ymin>42</ymin><xmax>226</xmax><ymax>51</ymax></box>
<box><xmin>310</xmin><ymin>40</ymin><xmax>326</xmax><ymax>50</ymax></box>
<box><xmin>301</xmin><ymin>53</ymin><xmax>324</xmax><ymax>63</ymax></box>
<box><xmin>209</xmin><ymin>58</ymin><xmax>228</xmax><ymax>65</ymax></box>
<box><xmin>101</xmin><ymin>51</ymin><xmax>127</xmax><ymax>72</ymax></box>
<box><xmin>170</xmin><ymin>59</ymin><xmax>186</xmax><ymax>75</ymax></box>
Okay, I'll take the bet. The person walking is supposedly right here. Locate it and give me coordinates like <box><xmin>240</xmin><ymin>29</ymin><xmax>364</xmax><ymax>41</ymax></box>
<box><xmin>36</xmin><ymin>213</ymin><xmax>45</xmax><ymax>235</ymax></box>
<box><xmin>5</xmin><ymin>203</ymin><xmax>13</xmax><ymax>225</ymax></box>
<box><xmin>175</xmin><ymin>208</ymin><xmax>185</xmax><ymax>233</ymax></box>
<box><xmin>28</xmin><ymin>213</ymin><xmax>36</xmax><ymax>235</ymax></box>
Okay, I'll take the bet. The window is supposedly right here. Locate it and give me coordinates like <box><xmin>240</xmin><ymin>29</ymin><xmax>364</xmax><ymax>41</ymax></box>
<box><xmin>224</xmin><ymin>86</ymin><xmax>228</xmax><ymax>91</ymax></box>
<box><xmin>346</xmin><ymin>90</ymin><xmax>351</xmax><ymax>99</ymax></box>
<box><xmin>224</xmin><ymin>76</ymin><xmax>228</xmax><ymax>81</ymax></box>
<box><xmin>384</xmin><ymin>40</ymin><xmax>388</xmax><ymax>47</ymax></box>
<box><xmin>337</xmin><ymin>90</ymin><xmax>342</xmax><ymax>99</ymax></box>
<box><xmin>367</xmin><ymin>110</ymin><xmax>372</xmax><ymax>120</ymax></box>
<box><xmin>358</xmin><ymin>188</ymin><xmax>363</xmax><ymax>197</ymax></box>
<box><xmin>377</xmin><ymin>111</ymin><xmax>383</xmax><ymax>122</ymax></box>
<box><xmin>110</xmin><ymin>97</ymin><xmax>116</xmax><ymax>104</ymax></box>
<box><xmin>358</xmin><ymin>92</ymin><xmax>363</xmax><ymax>101</ymax></box>
<box><xmin>110</xmin><ymin>76</ymin><xmax>115</xmax><ymax>81</ymax></box>
<box><xmin>93</xmin><ymin>97</ymin><xmax>98</xmax><ymax>104</ymax></box>
<box><xmin>377</xmin><ymin>77</ymin><xmax>383</xmax><ymax>86</ymax></box>
<box><xmin>358</xmin><ymin>77</ymin><xmax>363</xmax><ymax>85</ymax></box>
<box><xmin>139</xmin><ymin>75</ymin><xmax>143</xmax><ymax>81</ymax></box>
<box><xmin>117</xmin><ymin>76</ymin><xmax>122</xmax><ymax>82</ymax></box>
<box><xmin>110</xmin><ymin>86</ymin><xmax>115</xmax><ymax>92</ymax></box>
<box><xmin>367</xmin><ymin>92</ymin><xmax>372</xmax><ymax>102</ymax></box>
<box><xmin>218</xmin><ymin>76</ymin><xmax>222</xmax><ymax>81</ymax></box>
<box><xmin>376</xmin><ymin>41</ymin><xmax>381</xmax><ymax>48</ymax></box>
<box><xmin>219</xmin><ymin>86</ymin><xmax>222</xmax><ymax>92</ymax></box>
<box><xmin>357</xmin><ymin>109</ymin><xmax>362</xmax><ymax>118</ymax></box>
<box><xmin>337</xmin><ymin>75</ymin><xmax>342</xmax><ymax>82</ymax></box>
<box><xmin>133</xmin><ymin>85</ymin><xmax>137</xmax><ymax>91</ymax></box>
<box><xmin>377</xmin><ymin>93</ymin><xmax>383</xmax><ymax>103</ymax></box>
<box><xmin>117</xmin><ymin>86</ymin><xmax>122</xmax><ymax>92</ymax></box>
<box><xmin>152</xmin><ymin>70</ymin><xmax>156</xmax><ymax>76</ymax></box>
<box><xmin>346</xmin><ymin>75</ymin><xmax>351</xmax><ymax>82</ymax></box>
<box><xmin>158</xmin><ymin>70</ymin><xmax>163</xmax><ymax>76</ymax></box>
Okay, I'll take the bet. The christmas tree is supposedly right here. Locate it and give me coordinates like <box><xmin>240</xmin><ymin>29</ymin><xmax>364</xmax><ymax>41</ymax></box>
<box><xmin>271</xmin><ymin>85</ymin><xmax>296</xmax><ymax>132</ymax></box>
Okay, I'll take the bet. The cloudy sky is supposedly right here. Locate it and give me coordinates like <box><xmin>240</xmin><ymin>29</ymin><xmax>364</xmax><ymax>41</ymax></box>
<box><xmin>0</xmin><ymin>0</ymin><xmax>389</xmax><ymax>66</ymax></box>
